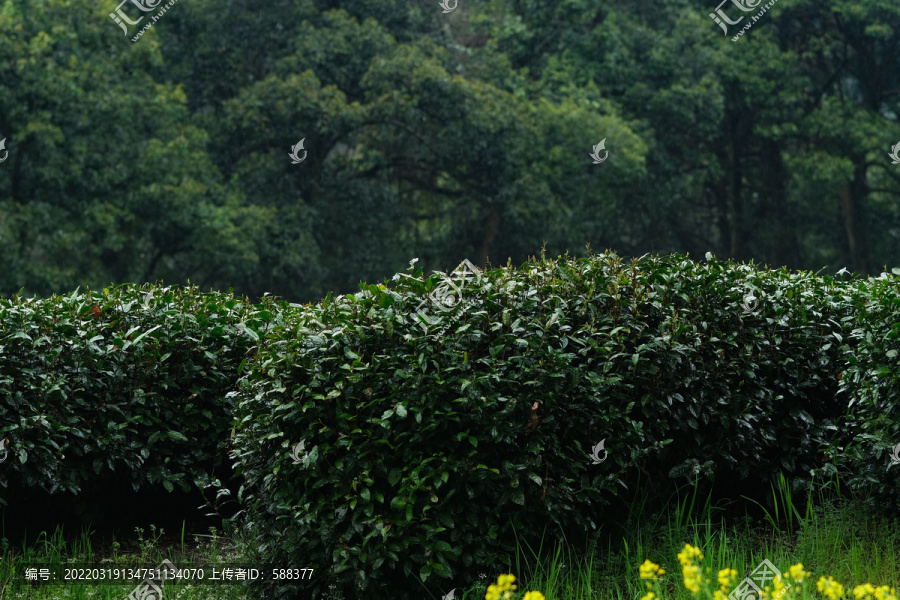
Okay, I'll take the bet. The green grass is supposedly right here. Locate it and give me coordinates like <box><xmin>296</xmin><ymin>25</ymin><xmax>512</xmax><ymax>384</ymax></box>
<box><xmin>0</xmin><ymin>523</ymin><xmax>254</xmax><ymax>599</ymax></box>
<box><xmin>1</xmin><ymin>474</ymin><xmax>898</xmax><ymax>600</ymax></box>
<box><xmin>452</xmin><ymin>474</ymin><xmax>900</xmax><ymax>600</ymax></box>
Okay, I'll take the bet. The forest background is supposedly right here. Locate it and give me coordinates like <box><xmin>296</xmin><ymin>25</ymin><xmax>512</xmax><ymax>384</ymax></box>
<box><xmin>1</xmin><ymin>0</ymin><xmax>899</xmax><ymax>303</ymax></box>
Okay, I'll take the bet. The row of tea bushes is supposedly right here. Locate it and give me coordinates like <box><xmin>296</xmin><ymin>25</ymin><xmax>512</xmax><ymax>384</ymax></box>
<box><xmin>822</xmin><ymin>270</ymin><xmax>900</xmax><ymax>503</ymax></box>
<box><xmin>0</xmin><ymin>283</ymin><xmax>284</xmax><ymax>504</ymax></box>
<box><xmin>229</xmin><ymin>252</ymin><xmax>897</xmax><ymax>599</ymax></box>
<box><xmin>3</xmin><ymin>254</ymin><xmax>898</xmax><ymax>600</ymax></box>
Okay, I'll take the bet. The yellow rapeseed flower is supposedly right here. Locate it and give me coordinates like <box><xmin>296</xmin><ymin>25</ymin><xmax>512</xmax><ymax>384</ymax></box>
<box><xmin>853</xmin><ymin>584</ymin><xmax>898</xmax><ymax>600</ymax></box>
<box><xmin>757</xmin><ymin>582</ymin><xmax>777</xmax><ymax>600</ymax></box>
<box><xmin>818</xmin><ymin>576</ymin><xmax>845</xmax><ymax>600</ymax></box>
<box><xmin>522</xmin><ymin>592</ymin><xmax>546</xmax><ymax>600</ymax></box>
<box><xmin>485</xmin><ymin>574</ymin><xmax>517</xmax><ymax>600</ymax></box>
<box><xmin>640</xmin><ymin>592</ymin><xmax>657</xmax><ymax>600</ymax></box>
<box><xmin>771</xmin><ymin>573</ymin><xmax>787</xmax><ymax>599</ymax></box>
<box><xmin>788</xmin><ymin>564</ymin><xmax>811</xmax><ymax>583</ymax></box>
<box><xmin>675</xmin><ymin>545</ymin><xmax>705</xmax><ymax>593</ymax></box>
<box><xmin>682</xmin><ymin>564</ymin><xmax>703</xmax><ymax>593</ymax></box>
<box><xmin>640</xmin><ymin>559</ymin><xmax>666</xmax><ymax>581</ymax></box>
<box><xmin>718</xmin><ymin>568</ymin><xmax>738</xmax><ymax>590</ymax></box>
<box><xmin>677</xmin><ymin>544</ymin><xmax>704</xmax><ymax>566</ymax></box>
<box><xmin>873</xmin><ymin>586</ymin><xmax>898</xmax><ymax>600</ymax></box>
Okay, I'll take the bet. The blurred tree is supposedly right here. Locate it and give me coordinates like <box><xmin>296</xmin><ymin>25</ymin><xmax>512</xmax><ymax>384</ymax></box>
<box><xmin>1</xmin><ymin>0</ymin><xmax>899</xmax><ymax>302</ymax></box>
<box><xmin>0</xmin><ymin>0</ymin><xmax>272</xmax><ymax>298</ymax></box>
<box><xmin>482</xmin><ymin>0</ymin><xmax>900</xmax><ymax>275</ymax></box>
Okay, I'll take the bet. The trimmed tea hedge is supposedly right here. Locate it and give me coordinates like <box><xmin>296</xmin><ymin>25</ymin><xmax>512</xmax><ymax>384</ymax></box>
<box><xmin>4</xmin><ymin>253</ymin><xmax>899</xmax><ymax>600</ymax></box>
<box><xmin>817</xmin><ymin>270</ymin><xmax>900</xmax><ymax>504</ymax></box>
<box><xmin>0</xmin><ymin>283</ymin><xmax>284</xmax><ymax>506</ymax></box>
<box><xmin>230</xmin><ymin>251</ymin><xmax>892</xmax><ymax>599</ymax></box>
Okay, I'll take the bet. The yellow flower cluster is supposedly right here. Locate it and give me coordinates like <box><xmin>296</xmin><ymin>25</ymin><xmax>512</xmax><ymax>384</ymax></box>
<box><xmin>817</xmin><ymin>576</ymin><xmax>845</xmax><ymax>600</ymax></box>
<box><xmin>766</xmin><ymin>570</ymin><xmax>788</xmax><ymax>600</ymax></box>
<box><xmin>761</xmin><ymin>564</ymin><xmax>812</xmax><ymax>600</ymax></box>
<box><xmin>484</xmin><ymin>574</ymin><xmax>546</xmax><ymax>600</ymax></box>
<box><xmin>485</xmin><ymin>574</ymin><xmax>516</xmax><ymax>600</ymax></box>
<box><xmin>640</xmin><ymin>559</ymin><xmax>666</xmax><ymax>582</ymax></box>
<box><xmin>814</xmin><ymin>576</ymin><xmax>899</xmax><ymax>600</ymax></box>
<box><xmin>852</xmin><ymin>582</ymin><xmax>898</xmax><ymax>600</ymax></box>
<box><xmin>788</xmin><ymin>564</ymin><xmax>811</xmax><ymax>583</ymax></box>
<box><xmin>677</xmin><ymin>544</ymin><xmax>705</xmax><ymax>593</ymax></box>
<box><xmin>487</xmin><ymin>551</ymin><xmax>900</xmax><ymax>600</ymax></box>
<box><xmin>640</xmin><ymin>559</ymin><xmax>667</xmax><ymax>600</ymax></box>
<box><xmin>714</xmin><ymin>568</ymin><xmax>739</xmax><ymax>600</ymax></box>
<box><xmin>716</xmin><ymin>562</ymin><xmax>808</xmax><ymax>600</ymax></box>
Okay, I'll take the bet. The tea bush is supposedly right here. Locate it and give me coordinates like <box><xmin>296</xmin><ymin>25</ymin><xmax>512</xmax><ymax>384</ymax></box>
<box><xmin>816</xmin><ymin>270</ymin><xmax>900</xmax><ymax>506</ymax></box>
<box><xmin>230</xmin><ymin>251</ymin><xmax>880</xmax><ymax>599</ymax></box>
<box><xmin>5</xmin><ymin>254</ymin><xmax>897</xmax><ymax>600</ymax></box>
<box><xmin>0</xmin><ymin>283</ymin><xmax>284</xmax><ymax>506</ymax></box>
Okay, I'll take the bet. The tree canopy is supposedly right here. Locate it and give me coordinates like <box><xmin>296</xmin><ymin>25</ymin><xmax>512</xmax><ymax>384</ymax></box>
<box><xmin>1</xmin><ymin>0</ymin><xmax>898</xmax><ymax>302</ymax></box>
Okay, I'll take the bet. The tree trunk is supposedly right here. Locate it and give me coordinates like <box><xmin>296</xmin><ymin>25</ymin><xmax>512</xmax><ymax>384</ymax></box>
<box><xmin>477</xmin><ymin>204</ymin><xmax>501</xmax><ymax>267</ymax></box>
<box><xmin>762</xmin><ymin>139</ymin><xmax>800</xmax><ymax>269</ymax></box>
<box><xmin>838</xmin><ymin>164</ymin><xmax>869</xmax><ymax>277</ymax></box>
<box><xmin>726</xmin><ymin>138</ymin><xmax>744</xmax><ymax>260</ymax></box>
<box><xmin>720</xmin><ymin>90</ymin><xmax>745</xmax><ymax>260</ymax></box>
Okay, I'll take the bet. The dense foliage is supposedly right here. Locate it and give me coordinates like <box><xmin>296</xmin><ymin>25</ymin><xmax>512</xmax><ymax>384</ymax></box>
<box><xmin>229</xmin><ymin>251</ymin><xmax>900</xmax><ymax>599</ymax></box>
<box><xmin>0</xmin><ymin>283</ymin><xmax>281</xmax><ymax>506</ymax></box>
<box><xmin>824</xmin><ymin>273</ymin><xmax>900</xmax><ymax>498</ymax></box>
<box><xmin>2</xmin><ymin>254</ymin><xmax>899</xmax><ymax>597</ymax></box>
